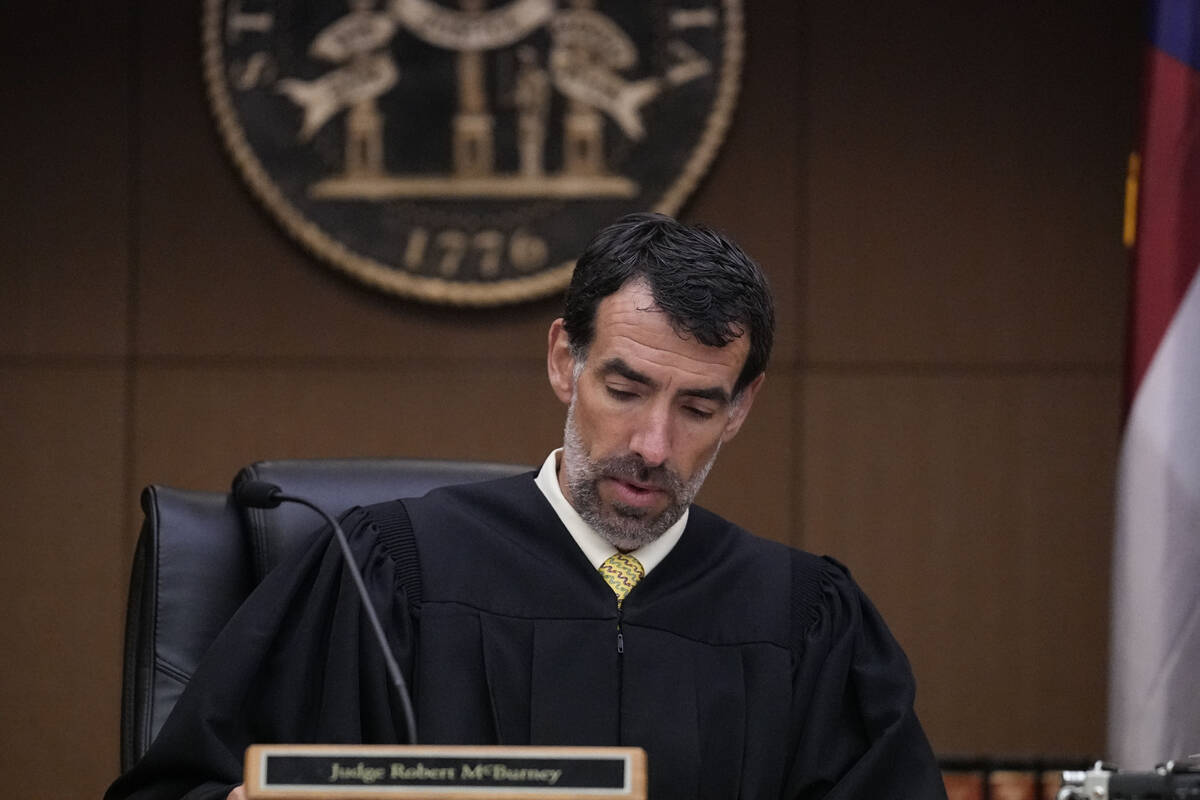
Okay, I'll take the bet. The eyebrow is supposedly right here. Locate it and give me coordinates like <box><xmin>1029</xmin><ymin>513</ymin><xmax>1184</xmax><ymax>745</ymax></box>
<box><xmin>598</xmin><ymin>357</ymin><xmax>732</xmax><ymax>407</ymax></box>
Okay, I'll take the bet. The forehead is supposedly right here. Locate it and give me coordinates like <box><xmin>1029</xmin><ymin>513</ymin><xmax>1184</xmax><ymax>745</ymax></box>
<box><xmin>588</xmin><ymin>281</ymin><xmax>749</xmax><ymax>390</ymax></box>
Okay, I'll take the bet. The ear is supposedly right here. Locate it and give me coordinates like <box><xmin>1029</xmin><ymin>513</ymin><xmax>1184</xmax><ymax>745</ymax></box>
<box><xmin>720</xmin><ymin>373</ymin><xmax>765</xmax><ymax>443</ymax></box>
<box><xmin>546</xmin><ymin>318</ymin><xmax>577</xmax><ymax>405</ymax></box>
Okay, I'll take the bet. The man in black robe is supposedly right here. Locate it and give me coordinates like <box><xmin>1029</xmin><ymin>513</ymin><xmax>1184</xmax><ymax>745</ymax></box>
<box><xmin>108</xmin><ymin>214</ymin><xmax>946</xmax><ymax>799</ymax></box>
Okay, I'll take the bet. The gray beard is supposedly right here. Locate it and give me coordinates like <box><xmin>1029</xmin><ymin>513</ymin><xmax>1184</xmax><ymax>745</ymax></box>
<box><xmin>560</xmin><ymin>399</ymin><xmax>720</xmax><ymax>551</ymax></box>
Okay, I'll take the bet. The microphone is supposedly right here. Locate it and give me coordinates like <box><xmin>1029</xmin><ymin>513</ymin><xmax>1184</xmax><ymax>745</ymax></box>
<box><xmin>235</xmin><ymin>480</ymin><xmax>418</xmax><ymax>745</ymax></box>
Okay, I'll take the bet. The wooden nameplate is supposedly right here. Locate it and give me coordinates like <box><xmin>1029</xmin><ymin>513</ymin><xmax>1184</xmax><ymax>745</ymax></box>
<box><xmin>244</xmin><ymin>744</ymin><xmax>647</xmax><ymax>799</ymax></box>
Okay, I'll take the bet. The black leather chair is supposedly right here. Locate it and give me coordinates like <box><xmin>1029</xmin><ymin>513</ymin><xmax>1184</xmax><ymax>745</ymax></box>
<box><xmin>120</xmin><ymin>458</ymin><xmax>529</xmax><ymax>772</ymax></box>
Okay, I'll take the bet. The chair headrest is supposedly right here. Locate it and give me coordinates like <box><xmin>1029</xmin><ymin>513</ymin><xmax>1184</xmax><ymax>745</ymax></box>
<box><xmin>232</xmin><ymin>458</ymin><xmax>530</xmax><ymax>580</ymax></box>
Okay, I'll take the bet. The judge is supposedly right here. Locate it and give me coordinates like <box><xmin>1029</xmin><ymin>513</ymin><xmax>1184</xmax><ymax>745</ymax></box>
<box><xmin>107</xmin><ymin>213</ymin><xmax>946</xmax><ymax>800</ymax></box>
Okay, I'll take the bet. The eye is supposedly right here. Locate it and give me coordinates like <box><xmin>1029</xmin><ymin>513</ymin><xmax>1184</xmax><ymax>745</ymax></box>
<box><xmin>683</xmin><ymin>405</ymin><xmax>715</xmax><ymax>420</ymax></box>
<box><xmin>606</xmin><ymin>386</ymin><xmax>636</xmax><ymax>401</ymax></box>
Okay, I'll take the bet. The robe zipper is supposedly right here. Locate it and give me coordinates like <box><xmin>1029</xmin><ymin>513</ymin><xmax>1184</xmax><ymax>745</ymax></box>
<box><xmin>615</xmin><ymin>604</ymin><xmax>624</xmax><ymax>744</ymax></box>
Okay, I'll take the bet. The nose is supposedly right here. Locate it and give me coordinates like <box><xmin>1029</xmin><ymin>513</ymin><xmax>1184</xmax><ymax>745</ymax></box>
<box><xmin>629</xmin><ymin>403</ymin><xmax>671</xmax><ymax>468</ymax></box>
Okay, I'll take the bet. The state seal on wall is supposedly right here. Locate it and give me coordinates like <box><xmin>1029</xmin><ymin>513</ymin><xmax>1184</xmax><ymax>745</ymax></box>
<box><xmin>203</xmin><ymin>0</ymin><xmax>743</xmax><ymax>305</ymax></box>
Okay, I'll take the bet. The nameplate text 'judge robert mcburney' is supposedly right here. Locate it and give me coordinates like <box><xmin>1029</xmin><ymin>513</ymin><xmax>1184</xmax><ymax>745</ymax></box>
<box><xmin>243</xmin><ymin>744</ymin><xmax>646</xmax><ymax>799</ymax></box>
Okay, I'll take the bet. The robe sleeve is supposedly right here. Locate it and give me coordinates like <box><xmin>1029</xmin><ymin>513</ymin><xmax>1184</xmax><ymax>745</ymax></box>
<box><xmin>105</xmin><ymin>504</ymin><xmax>417</xmax><ymax>800</ymax></box>
<box><xmin>784</xmin><ymin>555</ymin><xmax>946</xmax><ymax>800</ymax></box>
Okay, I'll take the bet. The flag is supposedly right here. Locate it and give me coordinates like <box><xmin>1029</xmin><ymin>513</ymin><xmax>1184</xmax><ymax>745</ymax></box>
<box><xmin>1108</xmin><ymin>0</ymin><xmax>1200</xmax><ymax>769</ymax></box>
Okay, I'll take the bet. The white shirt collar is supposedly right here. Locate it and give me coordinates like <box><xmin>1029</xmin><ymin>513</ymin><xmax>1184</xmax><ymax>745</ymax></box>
<box><xmin>534</xmin><ymin>449</ymin><xmax>687</xmax><ymax>575</ymax></box>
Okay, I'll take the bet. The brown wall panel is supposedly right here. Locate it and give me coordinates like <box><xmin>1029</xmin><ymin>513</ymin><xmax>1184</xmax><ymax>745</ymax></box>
<box><xmin>688</xmin><ymin>0</ymin><xmax>804</xmax><ymax>364</ymax></box>
<box><xmin>803</xmin><ymin>2</ymin><xmax>1137</xmax><ymax>365</ymax></box>
<box><xmin>0</xmin><ymin>368</ymin><xmax>127</xmax><ymax>798</ymax></box>
<box><xmin>0</xmin><ymin>6</ymin><xmax>130</xmax><ymax>357</ymax></box>
<box><xmin>132</xmin><ymin>362</ymin><xmax>559</xmax><ymax>493</ymax></box>
<box><xmin>802</xmin><ymin>371</ymin><xmax>1121</xmax><ymax>755</ymax></box>
<box><xmin>694</xmin><ymin>368</ymin><xmax>797</xmax><ymax>547</ymax></box>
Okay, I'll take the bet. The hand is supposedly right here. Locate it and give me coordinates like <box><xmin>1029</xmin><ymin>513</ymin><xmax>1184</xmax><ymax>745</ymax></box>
<box><xmin>227</xmin><ymin>786</ymin><xmax>247</xmax><ymax>800</ymax></box>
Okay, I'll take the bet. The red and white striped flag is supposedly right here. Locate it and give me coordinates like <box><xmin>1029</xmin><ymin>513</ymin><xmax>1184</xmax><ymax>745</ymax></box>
<box><xmin>1108</xmin><ymin>0</ymin><xmax>1200</xmax><ymax>769</ymax></box>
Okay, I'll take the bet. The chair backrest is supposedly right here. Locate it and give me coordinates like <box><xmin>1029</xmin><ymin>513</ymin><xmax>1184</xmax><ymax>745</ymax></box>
<box><xmin>234</xmin><ymin>459</ymin><xmax>530</xmax><ymax>581</ymax></box>
<box><xmin>120</xmin><ymin>457</ymin><xmax>530</xmax><ymax>772</ymax></box>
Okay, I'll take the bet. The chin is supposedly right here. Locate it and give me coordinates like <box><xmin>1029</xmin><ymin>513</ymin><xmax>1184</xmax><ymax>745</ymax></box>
<box><xmin>595</xmin><ymin>505</ymin><xmax>676</xmax><ymax>551</ymax></box>
<box><xmin>602</xmin><ymin>531</ymin><xmax>661</xmax><ymax>552</ymax></box>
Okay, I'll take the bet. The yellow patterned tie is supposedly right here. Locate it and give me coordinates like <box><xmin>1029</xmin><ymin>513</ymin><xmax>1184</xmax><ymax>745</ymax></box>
<box><xmin>598</xmin><ymin>553</ymin><xmax>644</xmax><ymax>608</ymax></box>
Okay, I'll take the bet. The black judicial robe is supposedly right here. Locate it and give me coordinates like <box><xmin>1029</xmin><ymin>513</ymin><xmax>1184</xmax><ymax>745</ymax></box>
<box><xmin>107</xmin><ymin>473</ymin><xmax>945</xmax><ymax>800</ymax></box>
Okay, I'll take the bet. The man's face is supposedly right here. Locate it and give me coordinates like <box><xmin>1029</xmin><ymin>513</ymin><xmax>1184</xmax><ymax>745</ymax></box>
<box><xmin>547</xmin><ymin>280</ymin><xmax>764</xmax><ymax>550</ymax></box>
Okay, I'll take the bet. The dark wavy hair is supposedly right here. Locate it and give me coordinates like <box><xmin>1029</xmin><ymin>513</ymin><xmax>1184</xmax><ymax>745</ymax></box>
<box><xmin>562</xmin><ymin>213</ymin><xmax>775</xmax><ymax>398</ymax></box>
